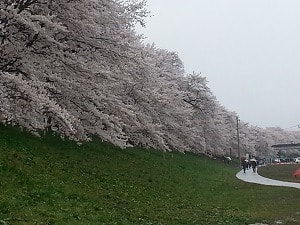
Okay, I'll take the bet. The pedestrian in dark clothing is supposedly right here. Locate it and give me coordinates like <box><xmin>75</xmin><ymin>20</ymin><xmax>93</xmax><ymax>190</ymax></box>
<box><xmin>250</xmin><ymin>159</ymin><xmax>257</xmax><ymax>173</ymax></box>
<box><xmin>242</xmin><ymin>159</ymin><xmax>247</xmax><ymax>173</ymax></box>
<box><xmin>247</xmin><ymin>160</ymin><xmax>251</xmax><ymax>169</ymax></box>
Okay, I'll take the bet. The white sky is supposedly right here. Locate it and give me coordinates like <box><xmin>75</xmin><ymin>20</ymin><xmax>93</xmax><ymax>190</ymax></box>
<box><xmin>136</xmin><ymin>0</ymin><xmax>300</xmax><ymax>130</ymax></box>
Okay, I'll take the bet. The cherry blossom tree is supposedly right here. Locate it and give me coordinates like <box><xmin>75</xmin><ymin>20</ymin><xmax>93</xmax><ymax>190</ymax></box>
<box><xmin>2</xmin><ymin>0</ymin><xmax>300</xmax><ymax>156</ymax></box>
<box><xmin>0</xmin><ymin>0</ymin><xmax>148</xmax><ymax>144</ymax></box>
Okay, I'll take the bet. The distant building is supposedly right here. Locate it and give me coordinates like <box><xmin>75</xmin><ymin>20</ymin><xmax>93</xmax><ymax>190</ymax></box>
<box><xmin>271</xmin><ymin>143</ymin><xmax>300</xmax><ymax>151</ymax></box>
<box><xmin>271</xmin><ymin>143</ymin><xmax>300</xmax><ymax>162</ymax></box>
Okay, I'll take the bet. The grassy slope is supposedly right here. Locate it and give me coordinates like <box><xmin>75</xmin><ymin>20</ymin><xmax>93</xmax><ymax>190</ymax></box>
<box><xmin>0</xmin><ymin>124</ymin><xmax>300</xmax><ymax>225</ymax></box>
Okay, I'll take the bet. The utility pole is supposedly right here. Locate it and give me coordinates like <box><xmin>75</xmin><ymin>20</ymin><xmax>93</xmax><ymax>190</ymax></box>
<box><xmin>236</xmin><ymin>116</ymin><xmax>241</xmax><ymax>166</ymax></box>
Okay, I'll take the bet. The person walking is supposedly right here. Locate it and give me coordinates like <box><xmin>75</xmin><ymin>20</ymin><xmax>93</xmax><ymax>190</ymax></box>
<box><xmin>250</xmin><ymin>158</ymin><xmax>257</xmax><ymax>173</ymax></box>
<box><xmin>242</xmin><ymin>158</ymin><xmax>247</xmax><ymax>173</ymax></box>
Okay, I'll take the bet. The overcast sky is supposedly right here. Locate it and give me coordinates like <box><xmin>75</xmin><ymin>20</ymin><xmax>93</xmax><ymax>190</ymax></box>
<box><xmin>136</xmin><ymin>0</ymin><xmax>300</xmax><ymax>130</ymax></box>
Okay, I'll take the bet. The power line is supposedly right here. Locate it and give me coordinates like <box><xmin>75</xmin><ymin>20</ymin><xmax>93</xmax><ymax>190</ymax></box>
<box><xmin>285</xmin><ymin>124</ymin><xmax>300</xmax><ymax>130</ymax></box>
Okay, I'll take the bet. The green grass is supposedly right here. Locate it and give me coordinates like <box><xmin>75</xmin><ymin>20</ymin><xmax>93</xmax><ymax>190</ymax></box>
<box><xmin>0</xmin><ymin>124</ymin><xmax>300</xmax><ymax>225</ymax></box>
<box><xmin>259</xmin><ymin>164</ymin><xmax>300</xmax><ymax>183</ymax></box>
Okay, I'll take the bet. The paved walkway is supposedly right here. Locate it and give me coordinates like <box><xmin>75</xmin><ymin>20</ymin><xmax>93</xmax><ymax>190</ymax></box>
<box><xmin>236</xmin><ymin>168</ymin><xmax>300</xmax><ymax>189</ymax></box>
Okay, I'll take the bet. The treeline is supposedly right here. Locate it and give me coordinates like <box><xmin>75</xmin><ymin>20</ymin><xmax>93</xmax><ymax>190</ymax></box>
<box><xmin>1</xmin><ymin>0</ymin><xmax>300</xmax><ymax>158</ymax></box>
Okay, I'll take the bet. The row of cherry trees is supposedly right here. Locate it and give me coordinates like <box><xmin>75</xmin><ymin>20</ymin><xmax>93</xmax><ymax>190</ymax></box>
<box><xmin>1</xmin><ymin>0</ymin><xmax>300</xmax><ymax>157</ymax></box>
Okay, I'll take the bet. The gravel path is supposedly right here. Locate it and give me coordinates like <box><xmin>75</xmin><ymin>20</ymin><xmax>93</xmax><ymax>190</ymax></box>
<box><xmin>236</xmin><ymin>168</ymin><xmax>300</xmax><ymax>189</ymax></box>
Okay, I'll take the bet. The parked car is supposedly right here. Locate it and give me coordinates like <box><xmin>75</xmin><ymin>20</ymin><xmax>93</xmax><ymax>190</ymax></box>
<box><xmin>294</xmin><ymin>158</ymin><xmax>300</xmax><ymax>163</ymax></box>
<box><xmin>273</xmin><ymin>158</ymin><xmax>292</xmax><ymax>163</ymax></box>
<box><xmin>274</xmin><ymin>158</ymin><xmax>281</xmax><ymax>163</ymax></box>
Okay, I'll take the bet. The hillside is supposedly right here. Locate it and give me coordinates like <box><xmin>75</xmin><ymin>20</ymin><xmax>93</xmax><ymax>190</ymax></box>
<box><xmin>1</xmin><ymin>125</ymin><xmax>300</xmax><ymax>225</ymax></box>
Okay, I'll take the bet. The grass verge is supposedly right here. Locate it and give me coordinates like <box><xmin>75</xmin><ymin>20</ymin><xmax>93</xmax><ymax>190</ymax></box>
<box><xmin>259</xmin><ymin>164</ymin><xmax>300</xmax><ymax>183</ymax></box>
